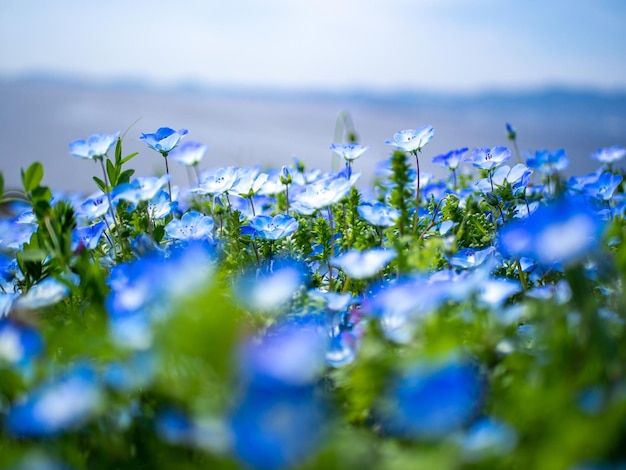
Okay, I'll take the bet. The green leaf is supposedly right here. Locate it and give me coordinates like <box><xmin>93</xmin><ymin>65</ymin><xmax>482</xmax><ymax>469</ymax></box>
<box><xmin>92</xmin><ymin>176</ymin><xmax>106</xmax><ymax>193</ymax></box>
<box><xmin>115</xmin><ymin>137</ymin><xmax>122</xmax><ymax>165</ymax></box>
<box><xmin>120</xmin><ymin>152</ymin><xmax>139</xmax><ymax>165</ymax></box>
<box><xmin>106</xmin><ymin>158</ymin><xmax>117</xmax><ymax>187</ymax></box>
<box><xmin>118</xmin><ymin>169</ymin><xmax>135</xmax><ymax>185</ymax></box>
<box><xmin>21</xmin><ymin>162</ymin><xmax>44</xmax><ymax>193</ymax></box>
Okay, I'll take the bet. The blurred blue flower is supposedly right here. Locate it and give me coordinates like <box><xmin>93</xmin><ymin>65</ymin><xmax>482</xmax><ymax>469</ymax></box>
<box><xmin>229</xmin><ymin>167</ymin><xmax>269</xmax><ymax>199</ymax></box>
<box><xmin>467</xmin><ymin>147</ymin><xmax>511</xmax><ymax>171</ymax></box>
<box><xmin>0</xmin><ymin>218</ymin><xmax>37</xmax><ymax>251</ymax></box>
<box><xmin>69</xmin><ymin>131</ymin><xmax>119</xmax><ymax>160</ymax></box>
<box><xmin>582</xmin><ymin>171</ymin><xmax>623</xmax><ymax>201</ymax></box>
<box><xmin>234</xmin><ymin>261</ymin><xmax>306</xmax><ymax>313</ymax></box>
<box><xmin>139</xmin><ymin>127</ymin><xmax>188</xmax><ymax>155</ymax></box>
<box><xmin>505</xmin><ymin>122</ymin><xmax>516</xmax><ymax>140</ymax></box>
<box><xmin>164</xmin><ymin>210</ymin><xmax>214</xmax><ymax>242</ymax></box>
<box><xmin>230</xmin><ymin>384</ymin><xmax>328</xmax><ymax>470</ymax></box>
<box><xmin>377</xmin><ymin>357</ymin><xmax>486</xmax><ymax>440</ymax></box>
<box><xmin>245</xmin><ymin>214</ymin><xmax>299</xmax><ymax>240</ymax></box>
<box><xmin>526</xmin><ymin>149</ymin><xmax>569</xmax><ymax>175</ymax></box>
<box><xmin>590</xmin><ymin>145</ymin><xmax>625</xmax><ymax>164</ymax></box>
<box><xmin>326</xmin><ymin>328</ymin><xmax>361</xmax><ymax>368</ymax></box>
<box><xmin>449</xmin><ymin>246</ymin><xmax>495</xmax><ymax>269</ymax></box>
<box><xmin>7</xmin><ymin>364</ymin><xmax>102</xmax><ymax>436</ymax></box>
<box><xmin>385</xmin><ymin>126</ymin><xmax>434</xmax><ymax>153</ymax></box>
<box><xmin>498</xmin><ymin>197</ymin><xmax>605</xmax><ymax>266</ymax></box>
<box><xmin>357</xmin><ymin>202</ymin><xmax>400</xmax><ymax>227</ymax></box>
<box><xmin>330</xmin><ymin>248</ymin><xmax>396</xmax><ymax>279</ymax></box>
<box><xmin>15</xmin><ymin>277</ymin><xmax>70</xmax><ymax>310</ymax></box>
<box><xmin>432</xmin><ymin>147</ymin><xmax>468</xmax><ymax>170</ymax></box>
<box><xmin>169</xmin><ymin>140</ymin><xmax>208</xmax><ymax>166</ymax></box>
<box><xmin>456</xmin><ymin>417</ymin><xmax>517</xmax><ymax>459</ymax></box>
<box><xmin>0</xmin><ymin>319</ymin><xmax>43</xmax><ymax>367</ymax></box>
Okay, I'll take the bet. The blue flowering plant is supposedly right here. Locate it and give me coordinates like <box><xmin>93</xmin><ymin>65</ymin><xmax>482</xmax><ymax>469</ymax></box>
<box><xmin>1</xmin><ymin>112</ymin><xmax>626</xmax><ymax>470</ymax></box>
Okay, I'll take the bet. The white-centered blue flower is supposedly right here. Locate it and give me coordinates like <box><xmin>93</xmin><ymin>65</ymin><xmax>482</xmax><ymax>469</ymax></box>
<box><xmin>112</xmin><ymin>175</ymin><xmax>171</xmax><ymax>205</ymax></box>
<box><xmin>193</xmin><ymin>166</ymin><xmax>239</xmax><ymax>196</ymax></box>
<box><xmin>164</xmin><ymin>210</ymin><xmax>214</xmax><ymax>242</ymax></box>
<box><xmin>385</xmin><ymin>126</ymin><xmax>434</xmax><ymax>153</ymax></box>
<box><xmin>432</xmin><ymin>147</ymin><xmax>468</xmax><ymax>170</ymax></box>
<box><xmin>169</xmin><ymin>141</ymin><xmax>207</xmax><ymax>166</ymax></box>
<box><xmin>357</xmin><ymin>202</ymin><xmax>400</xmax><ymax>227</ymax></box>
<box><xmin>449</xmin><ymin>246</ymin><xmax>496</xmax><ymax>270</ymax></box>
<box><xmin>293</xmin><ymin>174</ymin><xmax>360</xmax><ymax>212</ymax></box>
<box><xmin>331</xmin><ymin>248</ymin><xmax>396</xmax><ymax>279</ymax></box>
<box><xmin>139</xmin><ymin>127</ymin><xmax>188</xmax><ymax>155</ymax></box>
<box><xmin>468</xmin><ymin>147</ymin><xmax>511</xmax><ymax>171</ymax></box>
<box><xmin>246</xmin><ymin>214</ymin><xmax>299</xmax><ymax>240</ymax></box>
<box><xmin>69</xmin><ymin>131</ymin><xmax>120</xmax><ymax>160</ymax></box>
<box><xmin>330</xmin><ymin>143</ymin><xmax>370</xmax><ymax>162</ymax></box>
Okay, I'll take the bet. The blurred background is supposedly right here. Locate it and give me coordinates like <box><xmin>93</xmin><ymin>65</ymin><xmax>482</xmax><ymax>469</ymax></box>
<box><xmin>1</xmin><ymin>0</ymin><xmax>625</xmax><ymax>192</ymax></box>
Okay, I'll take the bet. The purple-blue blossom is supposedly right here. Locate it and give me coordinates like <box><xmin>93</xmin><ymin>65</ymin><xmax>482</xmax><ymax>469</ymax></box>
<box><xmin>590</xmin><ymin>145</ymin><xmax>626</xmax><ymax>164</ymax></box>
<box><xmin>432</xmin><ymin>147</ymin><xmax>468</xmax><ymax>170</ymax></box>
<box><xmin>526</xmin><ymin>149</ymin><xmax>569</xmax><ymax>175</ymax></box>
<box><xmin>164</xmin><ymin>210</ymin><xmax>214</xmax><ymax>242</ymax></box>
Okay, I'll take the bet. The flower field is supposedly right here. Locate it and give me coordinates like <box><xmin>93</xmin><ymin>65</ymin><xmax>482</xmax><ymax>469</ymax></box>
<box><xmin>0</xmin><ymin>121</ymin><xmax>625</xmax><ymax>469</ymax></box>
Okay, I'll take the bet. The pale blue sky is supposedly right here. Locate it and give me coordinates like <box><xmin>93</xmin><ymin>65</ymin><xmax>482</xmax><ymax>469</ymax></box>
<box><xmin>1</xmin><ymin>0</ymin><xmax>625</xmax><ymax>92</ymax></box>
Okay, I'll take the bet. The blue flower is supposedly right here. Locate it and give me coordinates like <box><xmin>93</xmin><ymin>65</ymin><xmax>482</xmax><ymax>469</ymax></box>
<box><xmin>0</xmin><ymin>319</ymin><xmax>43</xmax><ymax>367</ymax></box>
<box><xmin>76</xmin><ymin>193</ymin><xmax>111</xmax><ymax>221</ymax></box>
<box><xmin>148</xmin><ymin>190</ymin><xmax>178</xmax><ymax>220</ymax></box>
<box><xmin>377</xmin><ymin>357</ymin><xmax>486</xmax><ymax>440</ymax></box>
<box><xmin>457</xmin><ymin>417</ymin><xmax>518</xmax><ymax>458</ymax></box>
<box><xmin>385</xmin><ymin>126</ymin><xmax>434</xmax><ymax>153</ymax></box>
<box><xmin>245</xmin><ymin>214</ymin><xmax>298</xmax><ymax>240</ymax></box>
<box><xmin>449</xmin><ymin>246</ymin><xmax>495</xmax><ymax>269</ymax></box>
<box><xmin>590</xmin><ymin>145</ymin><xmax>625</xmax><ymax>164</ymax></box>
<box><xmin>229</xmin><ymin>167</ymin><xmax>269</xmax><ymax>198</ymax></box>
<box><xmin>7</xmin><ymin>364</ymin><xmax>102</xmax><ymax>436</ymax></box>
<box><xmin>581</xmin><ymin>172</ymin><xmax>623</xmax><ymax>201</ymax></box>
<box><xmin>474</xmin><ymin>163</ymin><xmax>532</xmax><ymax>194</ymax></box>
<box><xmin>112</xmin><ymin>175</ymin><xmax>171</xmax><ymax>205</ymax></box>
<box><xmin>164</xmin><ymin>210</ymin><xmax>214</xmax><ymax>242</ymax></box>
<box><xmin>329</xmin><ymin>143</ymin><xmax>370</xmax><ymax>161</ymax></box>
<box><xmin>139</xmin><ymin>127</ymin><xmax>188</xmax><ymax>155</ymax></box>
<box><xmin>193</xmin><ymin>166</ymin><xmax>239</xmax><ymax>196</ymax></box>
<box><xmin>15</xmin><ymin>277</ymin><xmax>70</xmax><ymax>310</ymax></box>
<box><xmin>505</xmin><ymin>122</ymin><xmax>517</xmax><ymax>140</ymax></box>
<box><xmin>234</xmin><ymin>260</ymin><xmax>306</xmax><ymax>313</ymax></box>
<box><xmin>69</xmin><ymin>131</ymin><xmax>120</xmax><ymax>160</ymax></box>
<box><xmin>292</xmin><ymin>174</ymin><xmax>359</xmax><ymax>212</ymax></box>
<box><xmin>330</xmin><ymin>248</ymin><xmax>396</xmax><ymax>279</ymax></box>
<box><xmin>169</xmin><ymin>140</ymin><xmax>208</xmax><ymax>166</ymax></box>
<box><xmin>498</xmin><ymin>197</ymin><xmax>605</xmax><ymax>266</ymax></box>
<box><xmin>467</xmin><ymin>146</ymin><xmax>511</xmax><ymax>171</ymax></box>
<box><xmin>72</xmin><ymin>221</ymin><xmax>106</xmax><ymax>251</ymax></box>
<box><xmin>357</xmin><ymin>202</ymin><xmax>400</xmax><ymax>227</ymax></box>
<box><xmin>432</xmin><ymin>147</ymin><xmax>468</xmax><ymax>170</ymax></box>
<box><xmin>526</xmin><ymin>149</ymin><xmax>569</xmax><ymax>175</ymax></box>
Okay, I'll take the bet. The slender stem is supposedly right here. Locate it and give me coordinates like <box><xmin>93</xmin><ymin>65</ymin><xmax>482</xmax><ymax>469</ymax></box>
<box><xmin>412</xmin><ymin>150</ymin><xmax>421</xmax><ymax>235</ymax></box>
<box><xmin>193</xmin><ymin>164</ymin><xmax>201</xmax><ymax>186</ymax></box>
<box><xmin>99</xmin><ymin>158</ymin><xmax>120</xmax><ymax>256</ymax></box>
<box><xmin>327</xmin><ymin>206</ymin><xmax>335</xmax><ymax>292</ymax></box>
<box><xmin>284</xmin><ymin>184</ymin><xmax>290</xmax><ymax>212</ymax></box>
<box><xmin>163</xmin><ymin>154</ymin><xmax>173</xmax><ymax>203</ymax></box>
<box><xmin>249</xmin><ymin>197</ymin><xmax>256</xmax><ymax>216</ymax></box>
<box><xmin>513</xmin><ymin>139</ymin><xmax>522</xmax><ymax>163</ymax></box>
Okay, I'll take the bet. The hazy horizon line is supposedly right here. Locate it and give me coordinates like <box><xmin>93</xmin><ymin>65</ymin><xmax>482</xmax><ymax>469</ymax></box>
<box><xmin>3</xmin><ymin>71</ymin><xmax>626</xmax><ymax>102</ymax></box>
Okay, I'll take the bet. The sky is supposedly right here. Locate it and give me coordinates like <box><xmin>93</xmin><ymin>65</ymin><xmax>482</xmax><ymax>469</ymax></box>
<box><xmin>1</xmin><ymin>0</ymin><xmax>626</xmax><ymax>93</ymax></box>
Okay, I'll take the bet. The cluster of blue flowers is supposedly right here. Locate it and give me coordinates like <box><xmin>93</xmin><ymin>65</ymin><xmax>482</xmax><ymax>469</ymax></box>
<box><xmin>0</xmin><ymin>121</ymin><xmax>625</xmax><ymax>469</ymax></box>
